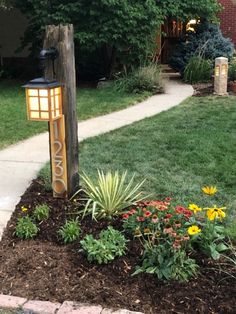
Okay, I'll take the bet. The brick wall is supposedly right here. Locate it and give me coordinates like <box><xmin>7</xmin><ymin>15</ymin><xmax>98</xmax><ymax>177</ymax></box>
<box><xmin>219</xmin><ymin>0</ymin><xmax>236</xmax><ymax>47</ymax></box>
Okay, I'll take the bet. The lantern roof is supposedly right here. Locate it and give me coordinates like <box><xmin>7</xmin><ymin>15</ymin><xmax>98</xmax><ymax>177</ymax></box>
<box><xmin>23</xmin><ymin>77</ymin><xmax>62</xmax><ymax>89</ymax></box>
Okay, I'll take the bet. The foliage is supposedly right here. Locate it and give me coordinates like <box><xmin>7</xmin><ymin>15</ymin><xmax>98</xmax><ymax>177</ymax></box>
<box><xmin>58</xmin><ymin>219</ymin><xmax>81</xmax><ymax>244</ymax></box>
<box><xmin>122</xmin><ymin>186</ymin><xmax>227</xmax><ymax>281</ymax></box>
<box><xmin>134</xmin><ymin>245</ymin><xmax>198</xmax><ymax>282</ymax></box>
<box><xmin>15</xmin><ymin>216</ymin><xmax>38</xmax><ymax>239</ymax></box>
<box><xmin>183</xmin><ymin>56</ymin><xmax>212</xmax><ymax>84</ymax></box>
<box><xmin>13</xmin><ymin>0</ymin><xmax>162</xmax><ymax>72</ymax></box>
<box><xmin>33</xmin><ymin>204</ymin><xmax>50</xmax><ymax>221</ymax></box>
<box><xmin>170</xmin><ymin>23</ymin><xmax>234</xmax><ymax>74</ymax></box>
<box><xmin>229</xmin><ymin>58</ymin><xmax>236</xmax><ymax>82</ymax></box>
<box><xmin>74</xmin><ymin>170</ymin><xmax>146</xmax><ymax>220</ymax></box>
<box><xmin>80</xmin><ymin>226</ymin><xmax>127</xmax><ymax>264</ymax></box>
<box><xmin>123</xmin><ymin>199</ymin><xmax>198</xmax><ymax>281</ymax></box>
<box><xmin>187</xmin><ymin>188</ymin><xmax>228</xmax><ymax>260</ymax></box>
<box><xmin>115</xmin><ymin>63</ymin><xmax>164</xmax><ymax>94</ymax></box>
<box><xmin>12</xmin><ymin>0</ymin><xmax>220</xmax><ymax>75</ymax></box>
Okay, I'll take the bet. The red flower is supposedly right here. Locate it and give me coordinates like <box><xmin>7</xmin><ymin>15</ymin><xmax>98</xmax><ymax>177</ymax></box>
<box><xmin>165</xmin><ymin>197</ymin><xmax>172</xmax><ymax>202</ymax></box>
<box><xmin>129</xmin><ymin>208</ymin><xmax>137</xmax><ymax>215</ymax></box>
<box><xmin>165</xmin><ymin>213</ymin><xmax>172</xmax><ymax>219</ymax></box>
<box><xmin>136</xmin><ymin>216</ymin><xmax>145</xmax><ymax>222</ymax></box>
<box><xmin>122</xmin><ymin>213</ymin><xmax>129</xmax><ymax>219</ymax></box>
<box><xmin>144</xmin><ymin>211</ymin><xmax>152</xmax><ymax>217</ymax></box>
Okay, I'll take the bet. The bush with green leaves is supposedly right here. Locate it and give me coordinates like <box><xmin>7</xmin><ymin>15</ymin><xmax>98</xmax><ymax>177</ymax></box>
<box><xmin>229</xmin><ymin>58</ymin><xmax>236</xmax><ymax>82</ymax></box>
<box><xmin>15</xmin><ymin>216</ymin><xmax>38</xmax><ymax>239</ymax></box>
<box><xmin>183</xmin><ymin>56</ymin><xmax>213</xmax><ymax>84</ymax></box>
<box><xmin>133</xmin><ymin>244</ymin><xmax>198</xmax><ymax>282</ymax></box>
<box><xmin>33</xmin><ymin>204</ymin><xmax>50</xmax><ymax>221</ymax></box>
<box><xmin>115</xmin><ymin>64</ymin><xmax>164</xmax><ymax>94</ymax></box>
<box><xmin>74</xmin><ymin>170</ymin><xmax>146</xmax><ymax>220</ymax></box>
<box><xmin>80</xmin><ymin>226</ymin><xmax>127</xmax><ymax>264</ymax></box>
<box><xmin>58</xmin><ymin>219</ymin><xmax>81</xmax><ymax>244</ymax></box>
<box><xmin>170</xmin><ymin>22</ymin><xmax>234</xmax><ymax>74</ymax></box>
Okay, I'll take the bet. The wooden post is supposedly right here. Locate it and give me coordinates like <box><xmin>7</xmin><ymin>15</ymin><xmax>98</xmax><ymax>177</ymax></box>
<box><xmin>44</xmin><ymin>24</ymin><xmax>79</xmax><ymax>198</ymax></box>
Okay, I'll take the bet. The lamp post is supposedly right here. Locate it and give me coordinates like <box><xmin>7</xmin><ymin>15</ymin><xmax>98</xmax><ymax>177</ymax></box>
<box><xmin>214</xmin><ymin>57</ymin><xmax>228</xmax><ymax>96</ymax></box>
<box><xmin>23</xmin><ymin>25</ymin><xmax>79</xmax><ymax>199</ymax></box>
<box><xmin>23</xmin><ymin>48</ymin><xmax>69</xmax><ymax>198</ymax></box>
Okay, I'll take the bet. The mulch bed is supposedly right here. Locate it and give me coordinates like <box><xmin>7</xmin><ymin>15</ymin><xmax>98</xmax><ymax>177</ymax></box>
<box><xmin>0</xmin><ymin>180</ymin><xmax>236</xmax><ymax>314</ymax></box>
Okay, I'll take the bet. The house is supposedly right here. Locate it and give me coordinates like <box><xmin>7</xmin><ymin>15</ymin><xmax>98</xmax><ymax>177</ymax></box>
<box><xmin>219</xmin><ymin>0</ymin><xmax>236</xmax><ymax>47</ymax></box>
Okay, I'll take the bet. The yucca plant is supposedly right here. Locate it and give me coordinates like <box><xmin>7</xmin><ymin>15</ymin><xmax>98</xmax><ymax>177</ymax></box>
<box><xmin>74</xmin><ymin>170</ymin><xmax>147</xmax><ymax>220</ymax></box>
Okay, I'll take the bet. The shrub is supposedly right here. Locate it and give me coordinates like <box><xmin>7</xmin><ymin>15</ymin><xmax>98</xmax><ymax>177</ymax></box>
<box><xmin>80</xmin><ymin>226</ymin><xmax>127</xmax><ymax>264</ymax></box>
<box><xmin>58</xmin><ymin>219</ymin><xmax>81</xmax><ymax>244</ymax></box>
<box><xmin>229</xmin><ymin>58</ymin><xmax>236</xmax><ymax>82</ymax></box>
<box><xmin>33</xmin><ymin>204</ymin><xmax>50</xmax><ymax>221</ymax></box>
<box><xmin>170</xmin><ymin>22</ymin><xmax>234</xmax><ymax>74</ymax></box>
<box><xmin>74</xmin><ymin>170</ymin><xmax>146</xmax><ymax>220</ymax></box>
<box><xmin>15</xmin><ymin>216</ymin><xmax>38</xmax><ymax>239</ymax></box>
<box><xmin>183</xmin><ymin>56</ymin><xmax>213</xmax><ymax>83</ymax></box>
<box><xmin>115</xmin><ymin>64</ymin><xmax>164</xmax><ymax>94</ymax></box>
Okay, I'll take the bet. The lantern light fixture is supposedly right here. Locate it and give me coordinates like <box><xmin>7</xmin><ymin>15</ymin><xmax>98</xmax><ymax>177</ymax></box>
<box><xmin>23</xmin><ymin>77</ymin><xmax>63</xmax><ymax>121</ymax></box>
<box><xmin>215</xmin><ymin>65</ymin><xmax>220</xmax><ymax>77</ymax></box>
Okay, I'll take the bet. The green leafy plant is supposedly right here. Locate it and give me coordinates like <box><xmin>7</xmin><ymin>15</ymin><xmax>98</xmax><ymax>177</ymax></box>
<box><xmin>33</xmin><ymin>204</ymin><xmax>50</xmax><ymax>221</ymax></box>
<box><xmin>229</xmin><ymin>58</ymin><xmax>236</xmax><ymax>82</ymax></box>
<box><xmin>122</xmin><ymin>199</ymin><xmax>198</xmax><ymax>281</ymax></box>
<box><xmin>58</xmin><ymin>219</ymin><xmax>81</xmax><ymax>244</ymax></box>
<box><xmin>115</xmin><ymin>63</ymin><xmax>164</xmax><ymax>94</ymax></box>
<box><xmin>134</xmin><ymin>244</ymin><xmax>198</xmax><ymax>282</ymax></box>
<box><xmin>74</xmin><ymin>170</ymin><xmax>146</xmax><ymax>220</ymax></box>
<box><xmin>80</xmin><ymin>226</ymin><xmax>127</xmax><ymax>264</ymax></box>
<box><xmin>15</xmin><ymin>216</ymin><xmax>38</xmax><ymax>239</ymax></box>
<box><xmin>183</xmin><ymin>56</ymin><xmax>212</xmax><ymax>84</ymax></box>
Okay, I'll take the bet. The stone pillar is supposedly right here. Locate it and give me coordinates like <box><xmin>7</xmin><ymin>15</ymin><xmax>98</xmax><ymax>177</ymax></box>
<box><xmin>214</xmin><ymin>57</ymin><xmax>228</xmax><ymax>96</ymax></box>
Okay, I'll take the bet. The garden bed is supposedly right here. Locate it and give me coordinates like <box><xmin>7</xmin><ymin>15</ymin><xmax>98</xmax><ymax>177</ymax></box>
<box><xmin>0</xmin><ymin>179</ymin><xmax>236</xmax><ymax>314</ymax></box>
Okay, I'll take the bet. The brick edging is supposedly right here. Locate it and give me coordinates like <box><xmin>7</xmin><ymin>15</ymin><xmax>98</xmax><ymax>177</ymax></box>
<box><xmin>0</xmin><ymin>294</ymin><xmax>144</xmax><ymax>314</ymax></box>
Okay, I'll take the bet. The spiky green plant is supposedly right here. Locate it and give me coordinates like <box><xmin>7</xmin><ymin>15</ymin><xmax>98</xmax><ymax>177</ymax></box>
<box><xmin>74</xmin><ymin>170</ymin><xmax>147</xmax><ymax>220</ymax></box>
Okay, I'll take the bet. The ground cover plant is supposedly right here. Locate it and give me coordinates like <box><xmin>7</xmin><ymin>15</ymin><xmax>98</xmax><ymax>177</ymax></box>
<box><xmin>1</xmin><ymin>95</ymin><xmax>236</xmax><ymax>313</ymax></box>
<box><xmin>0</xmin><ymin>80</ymin><xmax>150</xmax><ymax>149</ymax></box>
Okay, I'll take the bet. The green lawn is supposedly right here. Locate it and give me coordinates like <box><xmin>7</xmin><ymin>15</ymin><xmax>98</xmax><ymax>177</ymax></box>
<box><xmin>0</xmin><ymin>80</ymin><xmax>150</xmax><ymax>149</ymax></box>
<box><xmin>40</xmin><ymin>95</ymin><xmax>236</xmax><ymax>236</ymax></box>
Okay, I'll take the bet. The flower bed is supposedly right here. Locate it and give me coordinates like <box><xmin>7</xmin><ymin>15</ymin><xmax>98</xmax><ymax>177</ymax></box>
<box><xmin>0</xmin><ymin>178</ymin><xmax>236</xmax><ymax>313</ymax></box>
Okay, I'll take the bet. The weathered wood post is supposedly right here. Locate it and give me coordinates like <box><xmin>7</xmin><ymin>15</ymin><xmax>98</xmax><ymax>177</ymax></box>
<box><xmin>43</xmin><ymin>24</ymin><xmax>79</xmax><ymax>198</ymax></box>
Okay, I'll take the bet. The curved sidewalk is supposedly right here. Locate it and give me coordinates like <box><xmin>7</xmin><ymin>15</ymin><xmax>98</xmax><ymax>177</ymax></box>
<box><xmin>0</xmin><ymin>80</ymin><xmax>193</xmax><ymax>238</ymax></box>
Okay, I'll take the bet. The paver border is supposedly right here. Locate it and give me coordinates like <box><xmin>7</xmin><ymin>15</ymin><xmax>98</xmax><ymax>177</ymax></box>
<box><xmin>0</xmin><ymin>294</ymin><xmax>144</xmax><ymax>314</ymax></box>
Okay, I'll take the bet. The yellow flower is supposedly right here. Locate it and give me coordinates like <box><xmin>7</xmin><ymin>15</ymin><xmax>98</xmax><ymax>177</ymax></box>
<box><xmin>21</xmin><ymin>206</ymin><xmax>28</xmax><ymax>212</ymax></box>
<box><xmin>188</xmin><ymin>225</ymin><xmax>201</xmax><ymax>235</ymax></box>
<box><xmin>206</xmin><ymin>205</ymin><xmax>226</xmax><ymax>221</ymax></box>
<box><xmin>143</xmin><ymin>228</ymin><xmax>152</xmax><ymax>235</ymax></box>
<box><xmin>202</xmin><ymin>186</ymin><xmax>217</xmax><ymax>196</ymax></box>
<box><xmin>188</xmin><ymin>203</ymin><xmax>202</xmax><ymax>214</ymax></box>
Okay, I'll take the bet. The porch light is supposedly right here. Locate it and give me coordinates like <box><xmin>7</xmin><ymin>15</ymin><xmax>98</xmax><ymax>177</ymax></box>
<box><xmin>23</xmin><ymin>78</ymin><xmax>62</xmax><ymax>121</ymax></box>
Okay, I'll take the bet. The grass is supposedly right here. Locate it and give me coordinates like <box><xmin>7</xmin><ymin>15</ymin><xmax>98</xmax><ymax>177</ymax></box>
<box><xmin>0</xmin><ymin>80</ymin><xmax>150</xmax><ymax>149</ymax></box>
<box><xmin>39</xmin><ymin>95</ymin><xmax>236</xmax><ymax>237</ymax></box>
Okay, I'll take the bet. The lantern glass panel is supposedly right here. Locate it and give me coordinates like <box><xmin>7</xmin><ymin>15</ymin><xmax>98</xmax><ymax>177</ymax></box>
<box><xmin>222</xmin><ymin>65</ymin><xmax>227</xmax><ymax>76</ymax></box>
<box><xmin>40</xmin><ymin>98</ymin><xmax>49</xmax><ymax>111</ymax></box>
<box><xmin>215</xmin><ymin>66</ymin><xmax>220</xmax><ymax>77</ymax></box>
<box><xmin>30</xmin><ymin>111</ymin><xmax>40</xmax><ymax>119</ymax></box>
<box><xmin>55</xmin><ymin>95</ymin><xmax>60</xmax><ymax>109</ymax></box>
<box><xmin>39</xmin><ymin>89</ymin><xmax>48</xmax><ymax>97</ymax></box>
<box><xmin>29</xmin><ymin>97</ymin><xmax>39</xmax><ymax>110</ymax></box>
<box><xmin>28</xmin><ymin>89</ymin><xmax>38</xmax><ymax>97</ymax></box>
<box><xmin>40</xmin><ymin>112</ymin><xmax>49</xmax><ymax>120</ymax></box>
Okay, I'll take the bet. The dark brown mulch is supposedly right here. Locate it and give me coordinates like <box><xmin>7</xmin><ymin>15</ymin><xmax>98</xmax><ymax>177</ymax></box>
<box><xmin>0</xmin><ymin>180</ymin><xmax>236</xmax><ymax>314</ymax></box>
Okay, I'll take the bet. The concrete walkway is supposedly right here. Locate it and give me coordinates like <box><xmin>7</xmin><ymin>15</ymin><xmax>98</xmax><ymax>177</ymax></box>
<box><xmin>0</xmin><ymin>80</ymin><xmax>193</xmax><ymax>238</ymax></box>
